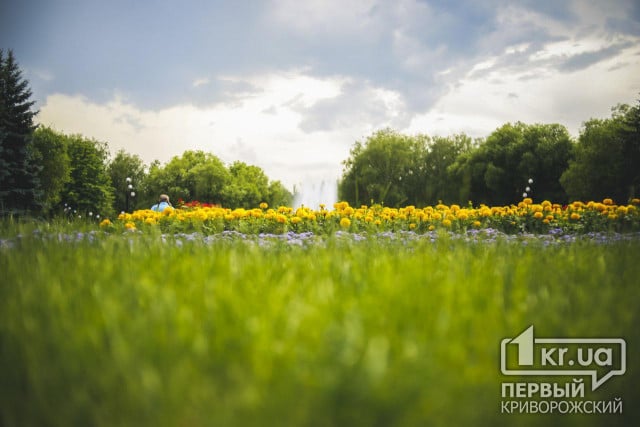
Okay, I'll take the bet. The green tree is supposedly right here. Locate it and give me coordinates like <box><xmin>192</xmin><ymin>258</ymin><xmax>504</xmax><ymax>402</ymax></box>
<box><xmin>267</xmin><ymin>180</ymin><xmax>293</xmax><ymax>207</ymax></box>
<box><xmin>621</xmin><ymin>99</ymin><xmax>640</xmax><ymax>198</ymax></box>
<box><xmin>188</xmin><ymin>157</ymin><xmax>229</xmax><ymax>203</ymax></box>
<box><xmin>0</xmin><ymin>49</ymin><xmax>41</xmax><ymax>215</ymax></box>
<box><xmin>31</xmin><ymin>126</ymin><xmax>71</xmax><ymax>214</ymax></box>
<box><xmin>339</xmin><ymin>129</ymin><xmax>428</xmax><ymax>207</ymax></box>
<box><xmin>144</xmin><ymin>150</ymin><xmax>229</xmax><ymax>206</ymax></box>
<box><xmin>447</xmin><ymin>146</ymin><xmax>487</xmax><ymax>205</ymax></box>
<box><xmin>144</xmin><ymin>150</ymin><xmax>289</xmax><ymax>208</ymax></box>
<box><xmin>61</xmin><ymin>134</ymin><xmax>114</xmax><ymax>217</ymax></box>
<box><xmin>422</xmin><ymin>134</ymin><xmax>474</xmax><ymax>204</ymax></box>
<box><xmin>523</xmin><ymin>123</ymin><xmax>573</xmax><ymax>203</ymax></box>
<box><xmin>144</xmin><ymin>160</ymin><xmax>186</xmax><ymax>207</ymax></box>
<box><xmin>107</xmin><ymin>149</ymin><xmax>147</xmax><ymax>213</ymax></box>
<box><xmin>451</xmin><ymin>123</ymin><xmax>572</xmax><ymax>205</ymax></box>
<box><xmin>561</xmin><ymin>103</ymin><xmax>640</xmax><ymax>202</ymax></box>
<box><xmin>481</xmin><ymin>122</ymin><xmax>528</xmax><ymax>204</ymax></box>
<box><xmin>221</xmin><ymin>161</ymin><xmax>275</xmax><ymax>208</ymax></box>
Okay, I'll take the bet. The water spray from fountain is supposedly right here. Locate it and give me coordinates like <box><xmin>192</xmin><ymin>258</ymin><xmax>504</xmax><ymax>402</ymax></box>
<box><xmin>293</xmin><ymin>178</ymin><xmax>339</xmax><ymax>208</ymax></box>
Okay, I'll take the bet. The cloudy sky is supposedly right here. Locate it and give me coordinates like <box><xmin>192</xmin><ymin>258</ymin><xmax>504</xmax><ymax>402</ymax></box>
<box><xmin>2</xmin><ymin>0</ymin><xmax>639</xmax><ymax>203</ymax></box>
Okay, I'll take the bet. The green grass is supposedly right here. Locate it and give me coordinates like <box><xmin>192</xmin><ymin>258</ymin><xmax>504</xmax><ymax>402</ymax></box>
<box><xmin>1</xmin><ymin>231</ymin><xmax>639</xmax><ymax>426</ymax></box>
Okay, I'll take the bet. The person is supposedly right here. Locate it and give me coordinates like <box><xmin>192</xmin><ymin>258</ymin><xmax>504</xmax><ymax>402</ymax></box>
<box><xmin>151</xmin><ymin>194</ymin><xmax>172</xmax><ymax>212</ymax></box>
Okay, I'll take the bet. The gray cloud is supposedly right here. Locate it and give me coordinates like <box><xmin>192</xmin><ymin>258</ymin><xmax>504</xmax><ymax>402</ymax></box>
<box><xmin>519</xmin><ymin>0</ymin><xmax>576</xmax><ymax>21</ymax></box>
<box><xmin>296</xmin><ymin>81</ymin><xmax>411</xmax><ymax>133</ymax></box>
<box><xmin>188</xmin><ymin>78</ymin><xmax>263</xmax><ymax>109</ymax></box>
<box><xmin>605</xmin><ymin>0</ymin><xmax>640</xmax><ymax>36</ymax></box>
<box><xmin>114</xmin><ymin>113</ymin><xmax>145</xmax><ymax>132</ymax></box>
<box><xmin>558</xmin><ymin>42</ymin><xmax>634</xmax><ymax>72</ymax></box>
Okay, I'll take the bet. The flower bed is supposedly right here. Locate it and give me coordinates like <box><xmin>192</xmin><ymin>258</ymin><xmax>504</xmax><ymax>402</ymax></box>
<box><xmin>107</xmin><ymin>198</ymin><xmax>640</xmax><ymax>235</ymax></box>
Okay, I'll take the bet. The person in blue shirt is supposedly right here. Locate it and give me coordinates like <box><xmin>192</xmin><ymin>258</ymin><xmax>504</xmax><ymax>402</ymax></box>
<box><xmin>151</xmin><ymin>194</ymin><xmax>172</xmax><ymax>212</ymax></box>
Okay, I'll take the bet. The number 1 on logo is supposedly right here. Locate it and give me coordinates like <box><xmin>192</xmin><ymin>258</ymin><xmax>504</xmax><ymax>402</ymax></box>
<box><xmin>510</xmin><ymin>325</ymin><xmax>534</xmax><ymax>366</ymax></box>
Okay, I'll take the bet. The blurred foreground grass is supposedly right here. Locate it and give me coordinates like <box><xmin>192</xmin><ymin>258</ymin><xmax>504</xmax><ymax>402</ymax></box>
<box><xmin>1</xmin><ymin>232</ymin><xmax>639</xmax><ymax>426</ymax></box>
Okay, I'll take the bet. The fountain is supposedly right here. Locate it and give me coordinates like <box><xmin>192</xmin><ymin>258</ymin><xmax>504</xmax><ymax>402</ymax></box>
<box><xmin>292</xmin><ymin>179</ymin><xmax>338</xmax><ymax>208</ymax></box>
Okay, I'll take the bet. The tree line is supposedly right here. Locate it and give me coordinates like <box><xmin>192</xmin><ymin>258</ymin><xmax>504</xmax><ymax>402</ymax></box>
<box><xmin>339</xmin><ymin>101</ymin><xmax>640</xmax><ymax>207</ymax></box>
<box><xmin>33</xmin><ymin>127</ymin><xmax>293</xmax><ymax>217</ymax></box>
<box><xmin>0</xmin><ymin>49</ymin><xmax>292</xmax><ymax>217</ymax></box>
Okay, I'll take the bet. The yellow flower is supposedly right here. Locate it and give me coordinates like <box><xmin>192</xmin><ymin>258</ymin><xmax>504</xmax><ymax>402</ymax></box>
<box><xmin>124</xmin><ymin>222</ymin><xmax>136</xmax><ymax>230</ymax></box>
<box><xmin>570</xmin><ymin>213</ymin><xmax>581</xmax><ymax>221</ymax></box>
<box><xmin>259</xmin><ymin>202</ymin><xmax>268</xmax><ymax>209</ymax></box>
<box><xmin>99</xmin><ymin>219</ymin><xmax>112</xmax><ymax>227</ymax></box>
<box><xmin>409</xmin><ymin>223</ymin><xmax>416</xmax><ymax>229</ymax></box>
<box><xmin>472</xmin><ymin>221</ymin><xmax>481</xmax><ymax>228</ymax></box>
<box><xmin>339</xmin><ymin>217</ymin><xmax>351</xmax><ymax>228</ymax></box>
<box><xmin>442</xmin><ymin>219</ymin><xmax>452</xmax><ymax>227</ymax></box>
<box><xmin>231</xmin><ymin>208</ymin><xmax>247</xmax><ymax>219</ymax></box>
<box><xmin>603</xmin><ymin>198</ymin><xmax>613</xmax><ymax>205</ymax></box>
<box><xmin>533</xmin><ymin>211</ymin><xmax>544</xmax><ymax>219</ymax></box>
<box><xmin>291</xmin><ymin>216</ymin><xmax>302</xmax><ymax>224</ymax></box>
<box><xmin>428</xmin><ymin>225</ymin><xmax>435</xmax><ymax>231</ymax></box>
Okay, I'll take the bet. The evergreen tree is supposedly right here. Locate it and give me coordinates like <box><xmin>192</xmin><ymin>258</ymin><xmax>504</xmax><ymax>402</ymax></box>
<box><xmin>0</xmin><ymin>49</ymin><xmax>41</xmax><ymax>215</ymax></box>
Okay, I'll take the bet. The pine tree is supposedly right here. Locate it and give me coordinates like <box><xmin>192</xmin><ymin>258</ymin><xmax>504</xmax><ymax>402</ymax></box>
<box><xmin>0</xmin><ymin>49</ymin><xmax>41</xmax><ymax>215</ymax></box>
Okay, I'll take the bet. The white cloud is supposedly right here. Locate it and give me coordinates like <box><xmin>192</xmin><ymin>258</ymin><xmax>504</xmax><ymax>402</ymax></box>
<box><xmin>405</xmin><ymin>40</ymin><xmax>640</xmax><ymax>139</ymax></box>
<box><xmin>404</xmin><ymin>0</ymin><xmax>640</xmax><ymax>140</ymax></box>
<box><xmin>192</xmin><ymin>77</ymin><xmax>210</xmax><ymax>88</ymax></box>
<box><xmin>505</xmin><ymin>43</ymin><xmax>531</xmax><ymax>55</ymax></box>
<box><xmin>268</xmin><ymin>0</ymin><xmax>378</xmax><ymax>36</ymax></box>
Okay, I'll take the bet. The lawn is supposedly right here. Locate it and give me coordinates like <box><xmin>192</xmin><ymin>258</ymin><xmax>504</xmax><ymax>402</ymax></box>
<box><xmin>1</xmin><ymin>228</ymin><xmax>639</xmax><ymax>426</ymax></box>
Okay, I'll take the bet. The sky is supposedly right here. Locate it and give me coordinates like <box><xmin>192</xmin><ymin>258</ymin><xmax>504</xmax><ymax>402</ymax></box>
<box><xmin>2</xmin><ymin>0</ymin><xmax>639</xmax><ymax>205</ymax></box>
